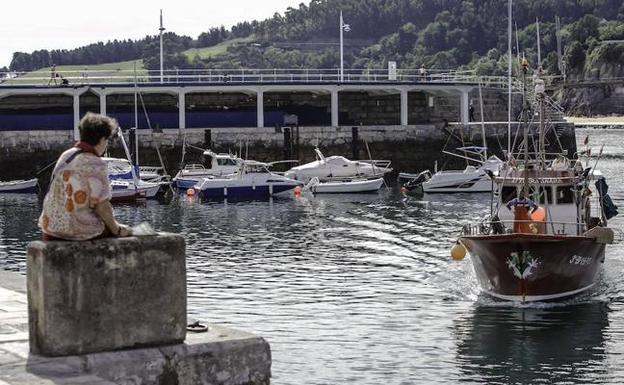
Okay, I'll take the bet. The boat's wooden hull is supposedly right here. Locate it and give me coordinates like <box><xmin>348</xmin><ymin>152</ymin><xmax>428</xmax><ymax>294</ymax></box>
<box><xmin>460</xmin><ymin>234</ymin><xmax>605</xmax><ymax>302</ymax></box>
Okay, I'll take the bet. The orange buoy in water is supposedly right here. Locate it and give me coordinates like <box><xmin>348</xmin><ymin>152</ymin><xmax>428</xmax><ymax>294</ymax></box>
<box><xmin>400</xmin><ymin>186</ymin><xmax>408</xmax><ymax>193</ymax></box>
<box><xmin>186</xmin><ymin>188</ymin><xmax>195</xmax><ymax>197</ymax></box>
<box><xmin>293</xmin><ymin>186</ymin><xmax>302</xmax><ymax>196</ymax></box>
<box><xmin>451</xmin><ymin>242</ymin><xmax>466</xmax><ymax>261</ymax></box>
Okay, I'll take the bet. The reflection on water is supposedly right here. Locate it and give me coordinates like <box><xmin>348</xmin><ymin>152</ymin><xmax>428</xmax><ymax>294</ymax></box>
<box><xmin>455</xmin><ymin>301</ymin><xmax>609</xmax><ymax>384</ymax></box>
<box><xmin>1</xmin><ymin>129</ymin><xmax>624</xmax><ymax>384</ymax></box>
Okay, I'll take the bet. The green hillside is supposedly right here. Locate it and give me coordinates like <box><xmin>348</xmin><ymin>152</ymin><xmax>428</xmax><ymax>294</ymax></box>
<box><xmin>6</xmin><ymin>0</ymin><xmax>624</xmax><ymax>82</ymax></box>
<box><xmin>183</xmin><ymin>37</ymin><xmax>254</xmax><ymax>61</ymax></box>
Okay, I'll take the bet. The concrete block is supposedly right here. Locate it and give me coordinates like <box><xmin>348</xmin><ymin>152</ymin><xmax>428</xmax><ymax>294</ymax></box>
<box><xmin>27</xmin><ymin>234</ymin><xmax>187</xmax><ymax>356</ymax></box>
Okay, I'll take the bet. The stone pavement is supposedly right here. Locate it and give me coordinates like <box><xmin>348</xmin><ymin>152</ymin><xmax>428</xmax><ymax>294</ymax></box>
<box><xmin>0</xmin><ymin>272</ymin><xmax>113</xmax><ymax>384</ymax></box>
<box><xmin>0</xmin><ymin>270</ymin><xmax>271</xmax><ymax>385</ymax></box>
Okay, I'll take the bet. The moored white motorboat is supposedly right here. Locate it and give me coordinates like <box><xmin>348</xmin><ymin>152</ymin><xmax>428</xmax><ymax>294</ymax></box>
<box><xmin>304</xmin><ymin>177</ymin><xmax>384</xmax><ymax>194</ymax></box>
<box><xmin>110</xmin><ymin>179</ymin><xmax>163</xmax><ymax>202</ymax></box>
<box><xmin>285</xmin><ymin>148</ymin><xmax>392</xmax><ymax>182</ymax></box>
<box><xmin>193</xmin><ymin>161</ymin><xmax>301</xmax><ymax>200</ymax></box>
<box><xmin>173</xmin><ymin>150</ymin><xmax>244</xmax><ymax>189</ymax></box>
<box><xmin>0</xmin><ymin>178</ymin><xmax>38</xmax><ymax>193</ymax></box>
<box><xmin>399</xmin><ymin>147</ymin><xmax>502</xmax><ymax>193</ymax></box>
<box><xmin>422</xmin><ymin>153</ymin><xmax>502</xmax><ymax>193</ymax></box>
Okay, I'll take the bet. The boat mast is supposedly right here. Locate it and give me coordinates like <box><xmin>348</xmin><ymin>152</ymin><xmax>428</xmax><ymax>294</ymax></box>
<box><xmin>478</xmin><ymin>81</ymin><xmax>487</xmax><ymax>159</ymax></box>
<box><xmin>507</xmin><ymin>0</ymin><xmax>513</xmax><ymax>155</ymax></box>
<box><xmin>521</xmin><ymin>55</ymin><xmax>530</xmax><ymax>194</ymax></box>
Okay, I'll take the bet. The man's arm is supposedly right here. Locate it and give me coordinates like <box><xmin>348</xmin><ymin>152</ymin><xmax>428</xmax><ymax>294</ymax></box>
<box><xmin>94</xmin><ymin>200</ymin><xmax>131</xmax><ymax>236</ymax></box>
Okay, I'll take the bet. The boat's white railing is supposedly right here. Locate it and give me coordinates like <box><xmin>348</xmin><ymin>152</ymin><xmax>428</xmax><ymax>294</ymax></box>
<box><xmin>181</xmin><ymin>163</ymin><xmax>206</xmax><ymax>171</ymax></box>
<box><xmin>0</xmin><ymin>67</ymin><xmax>514</xmax><ymax>87</ymax></box>
<box><xmin>359</xmin><ymin>159</ymin><xmax>392</xmax><ymax>170</ymax></box>
<box><xmin>461</xmin><ymin>219</ymin><xmax>589</xmax><ymax>236</ymax></box>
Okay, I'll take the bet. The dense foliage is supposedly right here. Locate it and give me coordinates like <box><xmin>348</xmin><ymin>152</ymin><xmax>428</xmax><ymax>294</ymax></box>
<box><xmin>8</xmin><ymin>0</ymin><xmax>624</xmax><ymax>80</ymax></box>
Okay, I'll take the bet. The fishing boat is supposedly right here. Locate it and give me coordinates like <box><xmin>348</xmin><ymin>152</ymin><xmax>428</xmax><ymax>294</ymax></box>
<box><xmin>304</xmin><ymin>177</ymin><xmax>384</xmax><ymax>194</ymax></box>
<box><xmin>456</xmin><ymin>71</ymin><xmax>617</xmax><ymax>302</ymax></box>
<box><xmin>193</xmin><ymin>161</ymin><xmax>301</xmax><ymax>200</ymax></box>
<box><xmin>0</xmin><ymin>178</ymin><xmax>38</xmax><ymax>193</ymax></box>
<box><xmin>285</xmin><ymin>148</ymin><xmax>392</xmax><ymax>183</ymax></box>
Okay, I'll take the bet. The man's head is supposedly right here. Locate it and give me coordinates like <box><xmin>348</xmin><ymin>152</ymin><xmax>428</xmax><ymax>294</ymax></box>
<box><xmin>79</xmin><ymin>113</ymin><xmax>117</xmax><ymax>145</ymax></box>
<box><xmin>79</xmin><ymin>113</ymin><xmax>118</xmax><ymax>156</ymax></box>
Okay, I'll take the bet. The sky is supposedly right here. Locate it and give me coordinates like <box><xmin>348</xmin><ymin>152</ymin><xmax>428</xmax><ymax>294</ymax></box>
<box><xmin>1</xmin><ymin>0</ymin><xmax>307</xmax><ymax>68</ymax></box>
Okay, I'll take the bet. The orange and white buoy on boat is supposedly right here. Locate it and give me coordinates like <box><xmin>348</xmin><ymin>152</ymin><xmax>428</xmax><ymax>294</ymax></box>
<box><xmin>186</xmin><ymin>188</ymin><xmax>195</xmax><ymax>197</ymax></box>
<box><xmin>451</xmin><ymin>241</ymin><xmax>466</xmax><ymax>261</ymax></box>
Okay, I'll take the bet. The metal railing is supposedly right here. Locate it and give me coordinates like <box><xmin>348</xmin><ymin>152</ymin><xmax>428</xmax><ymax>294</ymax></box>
<box><xmin>0</xmin><ymin>67</ymin><xmax>514</xmax><ymax>87</ymax></box>
<box><xmin>461</xmin><ymin>219</ymin><xmax>587</xmax><ymax>237</ymax></box>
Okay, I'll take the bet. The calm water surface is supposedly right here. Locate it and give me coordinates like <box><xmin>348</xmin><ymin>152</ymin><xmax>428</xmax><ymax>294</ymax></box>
<box><xmin>1</xmin><ymin>128</ymin><xmax>624</xmax><ymax>384</ymax></box>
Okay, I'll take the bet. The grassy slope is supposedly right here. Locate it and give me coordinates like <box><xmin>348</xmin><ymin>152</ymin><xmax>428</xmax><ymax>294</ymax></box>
<box><xmin>182</xmin><ymin>36</ymin><xmax>253</xmax><ymax>60</ymax></box>
<box><xmin>10</xmin><ymin>37</ymin><xmax>253</xmax><ymax>83</ymax></box>
<box><xmin>6</xmin><ymin>60</ymin><xmax>146</xmax><ymax>85</ymax></box>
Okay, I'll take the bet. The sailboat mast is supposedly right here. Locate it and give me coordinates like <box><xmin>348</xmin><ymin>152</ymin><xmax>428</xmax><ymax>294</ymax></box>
<box><xmin>478</xmin><ymin>82</ymin><xmax>487</xmax><ymax>159</ymax></box>
<box><xmin>133</xmin><ymin>62</ymin><xmax>139</xmax><ymax>168</ymax></box>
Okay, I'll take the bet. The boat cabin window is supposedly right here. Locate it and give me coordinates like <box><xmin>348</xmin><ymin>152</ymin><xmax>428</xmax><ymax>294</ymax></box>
<box><xmin>555</xmin><ymin>186</ymin><xmax>574</xmax><ymax>204</ymax></box>
<box><xmin>217</xmin><ymin>158</ymin><xmax>238</xmax><ymax>166</ymax></box>
<box><xmin>501</xmin><ymin>186</ymin><xmax>517</xmax><ymax>202</ymax></box>
<box><xmin>200</xmin><ymin>155</ymin><xmax>213</xmax><ymax>169</ymax></box>
<box><xmin>245</xmin><ymin>164</ymin><xmax>269</xmax><ymax>173</ymax></box>
<box><xmin>534</xmin><ymin>186</ymin><xmax>553</xmax><ymax>204</ymax></box>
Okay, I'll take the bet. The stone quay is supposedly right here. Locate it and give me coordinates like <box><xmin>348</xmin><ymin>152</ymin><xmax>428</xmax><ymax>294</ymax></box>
<box><xmin>0</xmin><ymin>234</ymin><xmax>271</xmax><ymax>385</ymax></box>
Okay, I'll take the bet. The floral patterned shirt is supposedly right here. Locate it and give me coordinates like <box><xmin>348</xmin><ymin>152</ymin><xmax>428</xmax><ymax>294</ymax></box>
<box><xmin>39</xmin><ymin>148</ymin><xmax>112</xmax><ymax>240</ymax></box>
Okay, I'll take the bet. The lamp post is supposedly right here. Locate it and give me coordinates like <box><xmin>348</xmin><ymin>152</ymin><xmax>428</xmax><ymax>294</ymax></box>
<box><xmin>159</xmin><ymin>9</ymin><xmax>165</xmax><ymax>84</ymax></box>
<box><xmin>339</xmin><ymin>11</ymin><xmax>350</xmax><ymax>83</ymax></box>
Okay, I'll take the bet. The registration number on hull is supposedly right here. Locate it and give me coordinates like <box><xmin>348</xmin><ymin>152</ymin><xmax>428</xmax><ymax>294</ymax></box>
<box><xmin>569</xmin><ymin>255</ymin><xmax>593</xmax><ymax>266</ymax></box>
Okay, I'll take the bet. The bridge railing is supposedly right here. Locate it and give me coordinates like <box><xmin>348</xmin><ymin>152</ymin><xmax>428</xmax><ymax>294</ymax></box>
<box><xmin>0</xmin><ymin>67</ymin><xmax>511</xmax><ymax>87</ymax></box>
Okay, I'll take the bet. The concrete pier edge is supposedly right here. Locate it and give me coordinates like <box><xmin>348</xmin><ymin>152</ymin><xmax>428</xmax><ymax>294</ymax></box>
<box><xmin>0</xmin><ymin>266</ymin><xmax>271</xmax><ymax>385</ymax></box>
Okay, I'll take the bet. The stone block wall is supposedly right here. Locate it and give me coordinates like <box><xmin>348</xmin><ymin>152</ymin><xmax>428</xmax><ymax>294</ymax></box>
<box><xmin>27</xmin><ymin>234</ymin><xmax>187</xmax><ymax>356</ymax></box>
<box><xmin>0</xmin><ymin>123</ymin><xmax>577</xmax><ymax>181</ymax></box>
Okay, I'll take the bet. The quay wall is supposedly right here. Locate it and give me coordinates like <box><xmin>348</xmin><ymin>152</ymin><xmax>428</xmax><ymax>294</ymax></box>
<box><xmin>0</xmin><ymin>123</ymin><xmax>577</xmax><ymax>182</ymax></box>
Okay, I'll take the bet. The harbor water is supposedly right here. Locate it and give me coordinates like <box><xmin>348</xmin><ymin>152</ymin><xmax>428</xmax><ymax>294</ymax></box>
<box><xmin>1</xmin><ymin>128</ymin><xmax>624</xmax><ymax>384</ymax></box>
